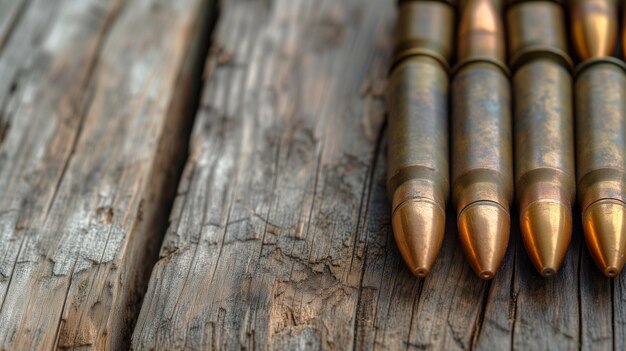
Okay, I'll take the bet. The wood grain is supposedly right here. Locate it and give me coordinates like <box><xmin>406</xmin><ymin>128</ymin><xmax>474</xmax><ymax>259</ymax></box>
<box><xmin>132</xmin><ymin>0</ymin><xmax>394</xmax><ymax>349</ymax></box>
<box><xmin>0</xmin><ymin>0</ymin><xmax>214</xmax><ymax>348</ymax></box>
<box><xmin>1</xmin><ymin>0</ymin><xmax>621</xmax><ymax>349</ymax></box>
<box><xmin>131</xmin><ymin>0</ymin><xmax>623</xmax><ymax>350</ymax></box>
<box><xmin>0</xmin><ymin>0</ymin><xmax>28</xmax><ymax>51</ymax></box>
<box><xmin>136</xmin><ymin>1</ymin><xmax>626</xmax><ymax>350</ymax></box>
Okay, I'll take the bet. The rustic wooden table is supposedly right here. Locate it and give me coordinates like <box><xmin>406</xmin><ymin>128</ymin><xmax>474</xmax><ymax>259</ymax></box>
<box><xmin>0</xmin><ymin>0</ymin><xmax>621</xmax><ymax>349</ymax></box>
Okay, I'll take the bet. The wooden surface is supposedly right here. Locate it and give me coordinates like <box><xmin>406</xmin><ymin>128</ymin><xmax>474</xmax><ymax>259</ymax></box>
<box><xmin>0</xmin><ymin>0</ymin><xmax>214</xmax><ymax>348</ymax></box>
<box><xmin>130</xmin><ymin>0</ymin><xmax>623</xmax><ymax>350</ymax></box>
<box><xmin>0</xmin><ymin>0</ymin><xmax>624</xmax><ymax>350</ymax></box>
<box><xmin>132</xmin><ymin>0</ymin><xmax>394</xmax><ymax>348</ymax></box>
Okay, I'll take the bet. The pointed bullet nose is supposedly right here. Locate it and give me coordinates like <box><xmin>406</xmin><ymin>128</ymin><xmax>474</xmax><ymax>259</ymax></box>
<box><xmin>392</xmin><ymin>200</ymin><xmax>446</xmax><ymax>277</ymax></box>
<box><xmin>571</xmin><ymin>0</ymin><xmax>617</xmax><ymax>59</ymax></box>
<box><xmin>458</xmin><ymin>202</ymin><xmax>510</xmax><ymax>279</ymax></box>
<box><xmin>520</xmin><ymin>201</ymin><xmax>572</xmax><ymax>277</ymax></box>
<box><xmin>458</xmin><ymin>0</ymin><xmax>506</xmax><ymax>63</ymax></box>
<box><xmin>583</xmin><ymin>200</ymin><xmax>626</xmax><ymax>278</ymax></box>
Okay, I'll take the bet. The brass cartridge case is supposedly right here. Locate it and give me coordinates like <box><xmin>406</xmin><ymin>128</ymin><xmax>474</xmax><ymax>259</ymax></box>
<box><xmin>387</xmin><ymin>1</ymin><xmax>454</xmax><ymax>277</ymax></box>
<box><xmin>452</xmin><ymin>0</ymin><xmax>512</xmax><ymax>280</ymax></box>
<box><xmin>395</xmin><ymin>1</ymin><xmax>455</xmax><ymax>66</ymax></box>
<box><xmin>507</xmin><ymin>1</ymin><xmax>571</xmax><ymax>69</ymax></box>
<box><xmin>575</xmin><ymin>62</ymin><xmax>626</xmax><ymax>277</ymax></box>
<box><xmin>571</xmin><ymin>0</ymin><xmax>626</xmax><ymax>277</ymax></box>
<box><xmin>508</xmin><ymin>2</ymin><xmax>576</xmax><ymax>276</ymax></box>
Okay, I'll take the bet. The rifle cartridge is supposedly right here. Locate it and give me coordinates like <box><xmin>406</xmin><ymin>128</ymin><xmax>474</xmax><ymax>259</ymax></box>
<box><xmin>507</xmin><ymin>2</ymin><xmax>575</xmax><ymax>276</ymax></box>
<box><xmin>452</xmin><ymin>0</ymin><xmax>513</xmax><ymax>279</ymax></box>
<box><xmin>387</xmin><ymin>1</ymin><xmax>454</xmax><ymax>277</ymax></box>
<box><xmin>571</xmin><ymin>0</ymin><xmax>626</xmax><ymax>277</ymax></box>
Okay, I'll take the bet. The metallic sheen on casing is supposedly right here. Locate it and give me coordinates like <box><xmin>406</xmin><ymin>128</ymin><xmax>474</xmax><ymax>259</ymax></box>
<box><xmin>395</xmin><ymin>1</ymin><xmax>454</xmax><ymax>66</ymax></box>
<box><xmin>507</xmin><ymin>1</ymin><xmax>575</xmax><ymax>277</ymax></box>
<box><xmin>572</xmin><ymin>0</ymin><xmax>626</xmax><ymax>277</ymax></box>
<box><xmin>452</xmin><ymin>0</ymin><xmax>512</xmax><ymax>279</ymax></box>
<box><xmin>387</xmin><ymin>1</ymin><xmax>454</xmax><ymax>277</ymax></box>
<box><xmin>575</xmin><ymin>61</ymin><xmax>626</xmax><ymax>277</ymax></box>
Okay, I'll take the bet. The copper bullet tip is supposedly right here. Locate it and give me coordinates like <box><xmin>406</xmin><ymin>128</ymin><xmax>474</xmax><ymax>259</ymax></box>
<box><xmin>605</xmin><ymin>267</ymin><xmax>619</xmax><ymax>278</ymax></box>
<box><xmin>583</xmin><ymin>199</ymin><xmax>626</xmax><ymax>278</ymax></box>
<box><xmin>520</xmin><ymin>201</ymin><xmax>572</xmax><ymax>276</ymax></box>
<box><xmin>571</xmin><ymin>0</ymin><xmax>618</xmax><ymax>59</ymax></box>
<box><xmin>458</xmin><ymin>201</ymin><xmax>510</xmax><ymax>280</ymax></box>
<box><xmin>457</xmin><ymin>0</ymin><xmax>506</xmax><ymax>63</ymax></box>
<box><xmin>392</xmin><ymin>199</ymin><xmax>446</xmax><ymax>278</ymax></box>
<box><xmin>478</xmin><ymin>271</ymin><xmax>495</xmax><ymax>280</ymax></box>
<box><xmin>414</xmin><ymin>268</ymin><xmax>429</xmax><ymax>278</ymax></box>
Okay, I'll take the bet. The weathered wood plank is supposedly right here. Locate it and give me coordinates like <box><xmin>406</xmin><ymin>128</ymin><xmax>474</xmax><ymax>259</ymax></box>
<box><xmin>474</xmin><ymin>212</ymin><xmax>614</xmax><ymax>350</ymax></box>
<box><xmin>511</xmin><ymin>228</ymin><xmax>580</xmax><ymax>349</ymax></box>
<box><xmin>0</xmin><ymin>0</ymin><xmax>28</xmax><ymax>50</ymax></box>
<box><xmin>131</xmin><ymin>0</ymin><xmax>623</xmax><ymax>350</ymax></box>
<box><xmin>353</xmin><ymin>136</ymin><xmax>421</xmax><ymax>351</ymax></box>
<box><xmin>581</xmin><ymin>243</ymin><xmax>612</xmax><ymax>350</ymax></box>
<box><xmin>403</xmin><ymin>216</ymin><xmax>487</xmax><ymax>350</ymax></box>
<box><xmin>472</xmin><ymin>237</ymin><xmax>517</xmax><ymax>350</ymax></box>
<box><xmin>0</xmin><ymin>0</ymin><xmax>215</xmax><ymax>348</ymax></box>
<box><xmin>132</xmin><ymin>0</ymin><xmax>394</xmax><ymax>349</ymax></box>
<box><xmin>614</xmin><ymin>264</ymin><xmax>626</xmax><ymax>349</ymax></box>
<box><xmin>354</xmin><ymin>138</ymin><xmax>491</xmax><ymax>350</ymax></box>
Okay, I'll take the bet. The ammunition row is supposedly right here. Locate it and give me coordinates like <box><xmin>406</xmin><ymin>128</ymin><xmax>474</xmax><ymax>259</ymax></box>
<box><xmin>387</xmin><ymin>0</ymin><xmax>626</xmax><ymax>279</ymax></box>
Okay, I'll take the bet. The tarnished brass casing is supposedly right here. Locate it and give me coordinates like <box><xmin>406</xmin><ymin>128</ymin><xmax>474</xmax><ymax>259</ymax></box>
<box><xmin>507</xmin><ymin>1</ymin><xmax>571</xmax><ymax>69</ymax></box>
<box><xmin>507</xmin><ymin>1</ymin><xmax>575</xmax><ymax>276</ymax></box>
<box><xmin>395</xmin><ymin>1</ymin><xmax>454</xmax><ymax>66</ymax></box>
<box><xmin>452</xmin><ymin>0</ymin><xmax>512</xmax><ymax>279</ymax></box>
<box><xmin>387</xmin><ymin>1</ymin><xmax>454</xmax><ymax>277</ymax></box>
<box><xmin>571</xmin><ymin>0</ymin><xmax>626</xmax><ymax>277</ymax></box>
<box><xmin>575</xmin><ymin>61</ymin><xmax>626</xmax><ymax>277</ymax></box>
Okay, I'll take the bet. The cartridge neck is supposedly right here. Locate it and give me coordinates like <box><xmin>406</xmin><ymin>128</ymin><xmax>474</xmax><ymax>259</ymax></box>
<box><xmin>393</xmin><ymin>1</ymin><xmax>454</xmax><ymax>69</ymax></box>
<box><xmin>457</xmin><ymin>0</ymin><xmax>506</xmax><ymax>64</ymax></box>
<box><xmin>506</xmin><ymin>1</ymin><xmax>572</xmax><ymax>72</ymax></box>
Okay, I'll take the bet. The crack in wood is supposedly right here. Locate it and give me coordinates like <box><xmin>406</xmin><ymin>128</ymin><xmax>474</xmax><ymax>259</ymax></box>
<box><xmin>0</xmin><ymin>0</ymin><xmax>219</xmax><ymax>348</ymax></box>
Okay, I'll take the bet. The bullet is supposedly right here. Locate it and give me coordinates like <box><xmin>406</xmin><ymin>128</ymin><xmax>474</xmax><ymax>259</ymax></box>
<box><xmin>387</xmin><ymin>1</ymin><xmax>454</xmax><ymax>277</ymax></box>
<box><xmin>452</xmin><ymin>0</ymin><xmax>513</xmax><ymax>279</ymax></box>
<box><xmin>571</xmin><ymin>0</ymin><xmax>626</xmax><ymax>277</ymax></box>
<box><xmin>507</xmin><ymin>2</ymin><xmax>576</xmax><ymax>276</ymax></box>
<box><xmin>571</xmin><ymin>0</ymin><xmax>617</xmax><ymax>60</ymax></box>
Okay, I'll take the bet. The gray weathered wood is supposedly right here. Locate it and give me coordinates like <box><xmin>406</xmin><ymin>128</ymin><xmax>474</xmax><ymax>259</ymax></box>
<box><xmin>614</xmin><ymin>261</ymin><xmax>626</xmax><ymax>350</ymax></box>
<box><xmin>581</xmin><ymin>242</ymin><xmax>612</xmax><ymax>350</ymax></box>
<box><xmin>355</xmin><ymin>142</ymin><xmax>490</xmax><ymax>351</ymax></box>
<box><xmin>2</xmin><ymin>0</ymin><xmax>622</xmax><ymax>349</ymax></box>
<box><xmin>132</xmin><ymin>0</ymin><xmax>394</xmax><ymax>349</ymax></box>
<box><xmin>130</xmin><ymin>0</ymin><xmax>623</xmax><ymax>350</ymax></box>
<box><xmin>0</xmin><ymin>0</ymin><xmax>28</xmax><ymax>50</ymax></box>
<box><xmin>511</xmin><ymin>228</ymin><xmax>579</xmax><ymax>349</ymax></box>
<box><xmin>0</xmin><ymin>0</ymin><xmax>214</xmax><ymax>348</ymax></box>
